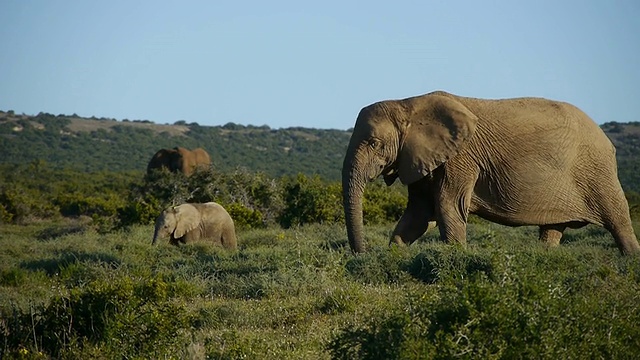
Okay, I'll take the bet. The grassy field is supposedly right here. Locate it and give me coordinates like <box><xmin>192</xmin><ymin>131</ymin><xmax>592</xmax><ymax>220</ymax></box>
<box><xmin>1</xmin><ymin>220</ymin><xmax>640</xmax><ymax>359</ymax></box>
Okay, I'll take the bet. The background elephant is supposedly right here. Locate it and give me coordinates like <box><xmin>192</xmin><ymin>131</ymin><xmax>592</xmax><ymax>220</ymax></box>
<box><xmin>342</xmin><ymin>91</ymin><xmax>640</xmax><ymax>255</ymax></box>
<box><xmin>152</xmin><ymin>202</ymin><xmax>237</xmax><ymax>249</ymax></box>
<box><xmin>147</xmin><ymin>147</ymin><xmax>211</xmax><ymax>176</ymax></box>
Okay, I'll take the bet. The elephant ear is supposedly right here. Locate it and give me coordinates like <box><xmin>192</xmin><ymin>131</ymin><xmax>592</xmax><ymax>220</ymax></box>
<box><xmin>173</xmin><ymin>204</ymin><xmax>201</xmax><ymax>238</ymax></box>
<box><xmin>397</xmin><ymin>94</ymin><xmax>478</xmax><ymax>185</ymax></box>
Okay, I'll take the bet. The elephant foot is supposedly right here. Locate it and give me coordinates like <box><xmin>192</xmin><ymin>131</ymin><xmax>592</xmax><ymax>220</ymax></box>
<box><xmin>539</xmin><ymin>225</ymin><xmax>565</xmax><ymax>247</ymax></box>
<box><xmin>389</xmin><ymin>235</ymin><xmax>409</xmax><ymax>247</ymax></box>
<box><xmin>606</xmin><ymin>223</ymin><xmax>640</xmax><ymax>255</ymax></box>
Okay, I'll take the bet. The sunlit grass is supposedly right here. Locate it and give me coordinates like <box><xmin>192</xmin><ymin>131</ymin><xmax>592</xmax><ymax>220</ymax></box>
<box><xmin>1</xmin><ymin>220</ymin><xmax>639</xmax><ymax>359</ymax></box>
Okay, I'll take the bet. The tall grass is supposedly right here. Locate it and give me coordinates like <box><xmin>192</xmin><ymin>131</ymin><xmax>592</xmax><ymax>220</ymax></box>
<box><xmin>1</xmin><ymin>220</ymin><xmax>639</xmax><ymax>359</ymax></box>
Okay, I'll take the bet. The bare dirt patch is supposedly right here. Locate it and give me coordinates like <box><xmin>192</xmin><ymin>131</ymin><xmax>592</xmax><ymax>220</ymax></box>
<box><xmin>66</xmin><ymin>118</ymin><xmax>189</xmax><ymax>137</ymax></box>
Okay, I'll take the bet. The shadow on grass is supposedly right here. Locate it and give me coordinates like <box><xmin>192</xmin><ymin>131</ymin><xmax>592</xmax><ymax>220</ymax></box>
<box><xmin>560</xmin><ymin>225</ymin><xmax>619</xmax><ymax>251</ymax></box>
<box><xmin>405</xmin><ymin>250</ymin><xmax>494</xmax><ymax>284</ymax></box>
<box><xmin>20</xmin><ymin>252</ymin><xmax>121</xmax><ymax>276</ymax></box>
<box><xmin>35</xmin><ymin>217</ymin><xmax>93</xmax><ymax>241</ymax></box>
<box><xmin>343</xmin><ymin>245</ymin><xmax>494</xmax><ymax>285</ymax></box>
<box><xmin>320</xmin><ymin>238</ymin><xmax>348</xmax><ymax>251</ymax></box>
<box><xmin>36</xmin><ymin>225</ymin><xmax>88</xmax><ymax>241</ymax></box>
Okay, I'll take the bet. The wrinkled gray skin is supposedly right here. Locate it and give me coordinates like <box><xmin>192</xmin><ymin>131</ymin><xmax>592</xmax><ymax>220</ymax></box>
<box><xmin>147</xmin><ymin>147</ymin><xmax>211</xmax><ymax>176</ymax></box>
<box><xmin>152</xmin><ymin>202</ymin><xmax>237</xmax><ymax>249</ymax></box>
<box><xmin>342</xmin><ymin>91</ymin><xmax>640</xmax><ymax>255</ymax></box>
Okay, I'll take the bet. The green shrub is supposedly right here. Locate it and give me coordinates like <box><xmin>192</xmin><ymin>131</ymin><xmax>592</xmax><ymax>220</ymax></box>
<box><xmin>363</xmin><ymin>181</ymin><xmax>406</xmax><ymax>225</ymax></box>
<box><xmin>345</xmin><ymin>247</ymin><xmax>413</xmax><ymax>285</ymax></box>
<box><xmin>117</xmin><ymin>198</ymin><xmax>161</xmax><ymax>227</ymax></box>
<box><xmin>317</xmin><ymin>286</ymin><xmax>364</xmax><ymax>315</ymax></box>
<box><xmin>406</xmin><ymin>247</ymin><xmax>494</xmax><ymax>284</ymax></box>
<box><xmin>226</xmin><ymin>202</ymin><xmax>265</xmax><ymax>229</ymax></box>
<box><xmin>279</xmin><ymin>174</ymin><xmax>344</xmax><ymax>228</ymax></box>
<box><xmin>0</xmin><ymin>203</ymin><xmax>13</xmax><ymax>223</ymax></box>
<box><xmin>54</xmin><ymin>192</ymin><xmax>125</xmax><ymax>232</ymax></box>
<box><xmin>0</xmin><ymin>268</ymin><xmax>29</xmax><ymax>287</ymax></box>
<box><xmin>205</xmin><ymin>331</ymin><xmax>259</xmax><ymax>359</ymax></box>
<box><xmin>327</xmin><ymin>311</ymin><xmax>413</xmax><ymax>360</ymax></box>
<box><xmin>329</xmin><ymin>251</ymin><xmax>640</xmax><ymax>359</ymax></box>
<box><xmin>1</xmin><ymin>275</ymin><xmax>193</xmax><ymax>358</ymax></box>
<box><xmin>0</xmin><ymin>183</ymin><xmax>59</xmax><ymax>224</ymax></box>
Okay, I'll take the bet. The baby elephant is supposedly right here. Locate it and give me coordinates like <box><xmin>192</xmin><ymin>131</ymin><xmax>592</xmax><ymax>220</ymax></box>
<box><xmin>152</xmin><ymin>202</ymin><xmax>237</xmax><ymax>249</ymax></box>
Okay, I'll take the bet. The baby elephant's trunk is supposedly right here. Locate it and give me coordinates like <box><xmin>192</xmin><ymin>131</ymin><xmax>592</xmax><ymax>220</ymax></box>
<box><xmin>152</xmin><ymin>225</ymin><xmax>160</xmax><ymax>245</ymax></box>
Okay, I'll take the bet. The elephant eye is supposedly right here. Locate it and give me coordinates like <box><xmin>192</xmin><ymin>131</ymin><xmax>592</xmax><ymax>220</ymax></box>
<box><xmin>369</xmin><ymin>138</ymin><xmax>383</xmax><ymax>150</ymax></box>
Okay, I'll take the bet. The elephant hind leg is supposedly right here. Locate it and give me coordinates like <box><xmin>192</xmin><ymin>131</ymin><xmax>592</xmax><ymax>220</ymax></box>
<box><xmin>595</xmin><ymin>190</ymin><xmax>640</xmax><ymax>255</ymax></box>
<box><xmin>539</xmin><ymin>224</ymin><xmax>566</xmax><ymax>247</ymax></box>
<box><xmin>221</xmin><ymin>228</ymin><xmax>238</xmax><ymax>250</ymax></box>
<box><xmin>603</xmin><ymin>220</ymin><xmax>640</xmax><ymax>255</ymax></box>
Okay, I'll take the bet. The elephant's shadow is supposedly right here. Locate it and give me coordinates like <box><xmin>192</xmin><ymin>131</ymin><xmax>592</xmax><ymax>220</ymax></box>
<box><xmin>36</xmin><ymin>226</ymin><xmax>87</xmax><ymax>241</ymax></box>
<box><xmin>413</xmin><ymin>224</ymin><xmax>619</xmax><ymax>250</ymax></box>
<box><xmin>20</xmin><ymin>251</ymin><xmax>121</xmax><ymax>276</ymax></box>
<box><xmin>320</xmin><ymin>238</ymin><xmax>349</xmax><ymax>251</ymax></box>
<box><xmin>35</xmin><ymin>218</ymin><xmax>92</xmax><ymax>241</ymax></box>
<box><xmin>558</xmin><ymin>225</ymin><xmax>619</xmax><ymax>249</ymax></box>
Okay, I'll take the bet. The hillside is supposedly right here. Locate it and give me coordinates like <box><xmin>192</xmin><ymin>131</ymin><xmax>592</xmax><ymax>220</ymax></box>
<box><xmin>600</xmin><ymin>121</ymin><xmax>640</xmax><ymax>193</ymax></box>
<box><xmin>1</xmin><ymin>110</ymin><xmax>640</xmax><ymax>191</ymax></box>
<box><xmin>0</xmin><ymin>110</ymin><xmax>351</xmax><ymax>181</ymax></box>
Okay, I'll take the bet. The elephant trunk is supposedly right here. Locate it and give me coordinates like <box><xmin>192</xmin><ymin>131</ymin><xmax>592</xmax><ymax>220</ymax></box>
<box><xmin>342</xmin><ymin>156</ymin><xmax>368</xmax><ymax>253</ymax></box>
<box><xmin>152</xmin><ymin>224</ymin><xmax>161</xmax><ymax>245</ymax></box>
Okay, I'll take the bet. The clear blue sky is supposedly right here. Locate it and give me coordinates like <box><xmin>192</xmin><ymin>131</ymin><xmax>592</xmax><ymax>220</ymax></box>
<box><xmin>1</xmin><ymin>0</ymin><xmax>639</xmax><ymax>129</ymax></box>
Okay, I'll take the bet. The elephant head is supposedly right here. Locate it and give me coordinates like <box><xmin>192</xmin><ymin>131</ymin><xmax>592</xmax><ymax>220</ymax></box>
<box><xmin>152</xmin><ymin>204</ymin><xmax>202</xmax><ymax>245</ymax></box>
<box><xmin>342</xmin><ymin>93</ymin><xmax>478</xmax><ymax>253</ymax></box>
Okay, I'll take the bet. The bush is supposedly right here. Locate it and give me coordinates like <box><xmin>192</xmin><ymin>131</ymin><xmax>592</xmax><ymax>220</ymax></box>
<box><xmin>1</xmin><ymin>275</ymin><xmax>193</xmax><ymax>358</ymax></box>
<box><xmin>205</xmin><ymin>168</ymin><xmax>285</xmax><ymax>227</ymax></box>
<box><xmin>279</xmin><ymin>174</ymin><xmax>343</xmax><ymax>228</ymax></box>
<box><xmin>328</xmin><ymin>251</ymin><xmax>640</xmax><ymax>359</ymax></box>
<box><xmin>54</xmin><ymin>192</ymin><xmax>125</xmax><ymax>232</ymax></box>
<box><xmin>0</xmin><ymin>183</ymin><xmax>59</xmax><ymax>223</ymax></box>
<box><xmin>226</xmin><ymin>202</ymin><xmax>265</xmax><ymax>229</ymax></box>
<box><xmin>362</xmin><ymin>180</ymin><xmax>406</xmax><ymax>225</ymax></box>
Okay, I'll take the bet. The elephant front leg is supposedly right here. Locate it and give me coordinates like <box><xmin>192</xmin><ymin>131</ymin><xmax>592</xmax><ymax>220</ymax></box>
<box><xmin>539</xmin><ymin>224</ymin><xmax>566</xmax><ymax>247</ymax></box>
<box><xmin>436</xmin><ymin>206</ymin><xmax>469</xmax><ymax>244</ymax></box>
<box><xmin>434</xmin><ymin>180</ymin><xmax>475</xmax><ymax>245</ymax></box>
<box><xmin>169</xmin><ymin>234</ymin><xmax>181</xmax><ymax>246</ymax></box>
<box><xmin>391</xmin><ymin>208</ymin><xmax>433</xmax><ymax>247</ymax></box>
<box><xmin>391</xmin><ymin>179</ymin><xmax>435</xmax><ymax>246</ymax></box>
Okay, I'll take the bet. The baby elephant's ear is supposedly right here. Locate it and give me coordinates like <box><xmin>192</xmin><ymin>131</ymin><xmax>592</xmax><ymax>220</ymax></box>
<box><xmin>174</xmin><ymin>204</ymin><xmax>201</xmax><ymax>238</ymax></box>
<box><xmin>397</xmin><ymin>94</ymin><xmax>478</xmax><ymax>185</ymax></box>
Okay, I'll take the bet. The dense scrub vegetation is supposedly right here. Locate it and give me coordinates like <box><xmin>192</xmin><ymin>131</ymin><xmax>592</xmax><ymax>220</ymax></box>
<box><xmin>1</xmin><ymin>163</ymin><xmax>640</xmax><ymax>358</ymax></box>
<box><xmin>2</xmin><ymin>221</ymin><xmax>639</xmax><ymax>358</ymax></box>
<box><xmin>0</xmin><ymin>162</ymin><xmax>407</xmax><ymax>231</ymax></box>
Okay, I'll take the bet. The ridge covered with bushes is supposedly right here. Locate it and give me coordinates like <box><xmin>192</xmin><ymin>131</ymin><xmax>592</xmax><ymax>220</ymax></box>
<box><xmin>2</xmin><ymin>110</ymin><xmax>640</xmax><ymax>189</ymax></box>
<box><xmin>0</xmin><ymin>110</ymin><xmax>350</xmax><ymax>181</ymax></box>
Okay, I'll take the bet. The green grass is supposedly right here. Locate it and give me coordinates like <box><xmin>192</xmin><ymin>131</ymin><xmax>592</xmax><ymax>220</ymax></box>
<box><xmin>1</xmin><ymin>220</ymin><xmax>639</xmax><ymax>359</ymax></box>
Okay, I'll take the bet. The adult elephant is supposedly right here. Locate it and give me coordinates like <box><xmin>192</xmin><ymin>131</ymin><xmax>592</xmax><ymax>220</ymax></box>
<box><xmin>342</xmin><ymin>91</ymin><xmax>640</xmax><ymax>255</ymax></box>
<box><xmin>147</xmin><ymin>147</ymin><xmax>211</xmax><ymax>176</ymax></box>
